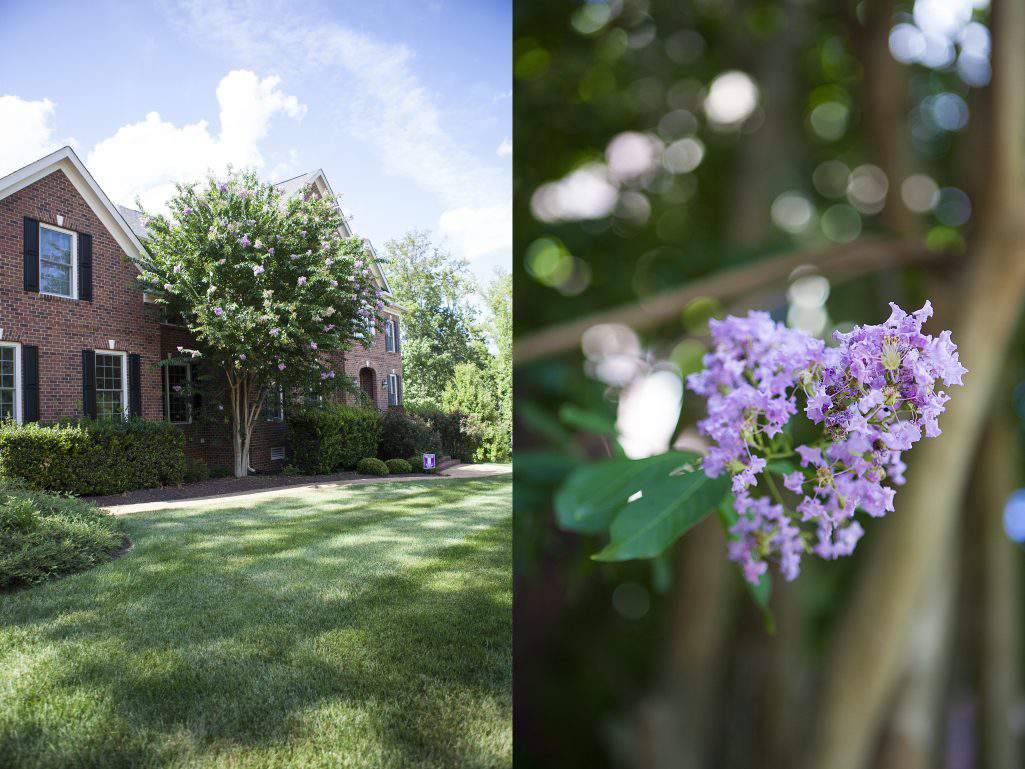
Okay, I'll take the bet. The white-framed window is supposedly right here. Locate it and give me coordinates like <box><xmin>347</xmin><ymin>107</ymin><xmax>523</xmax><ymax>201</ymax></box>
<box><xmin>262</xmin><ymin>386</ymin><xmax>284</xmax><ymax>422</ymax></box>
<box><xmin>387</xmin><ymin>373</ymin><xmax>399</xmax><ymax>406</ymax></box>
<box><xmin>164</xmin><ymin>361</ymin><xmax>192</xmax><ymax>424</ymax></box>
<box><xmin>385</xmin><ymin>319</ymin><xmax>397</xmax><ymax>353</ymax></box>
<box><xmin>0</xmin><ymin>342</ymin><xmax>22</xmax><ymax>424</ymax></box>
<box><xmin>95</xmin><ymin>351</ymin><xmax>128</xmax><ymax>420</ymax></box>
<box><xmin>39</xmin><ymin>223</ymin><xmax>77</xmax><ymax>299</ymax></box>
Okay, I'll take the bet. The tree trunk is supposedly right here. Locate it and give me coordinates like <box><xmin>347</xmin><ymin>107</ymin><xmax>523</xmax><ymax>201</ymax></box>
<box><xmin>807</xmin><ymin>3</ymin><xmax>1025</xmax><ymax>767</ymax></box>
<box><xmin>978</xmin><ymin>417</ymin><xmax>1022</xmax><ymax>769</ymax></box>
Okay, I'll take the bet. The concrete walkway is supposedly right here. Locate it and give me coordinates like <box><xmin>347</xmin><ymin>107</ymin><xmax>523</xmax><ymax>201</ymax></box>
<box><xmin>102</xmin><ymin>463</ymin><xmax>512</xmax><ymax>516</ymax></box>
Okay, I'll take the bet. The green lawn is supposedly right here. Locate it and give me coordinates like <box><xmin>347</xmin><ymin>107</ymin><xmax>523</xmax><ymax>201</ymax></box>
<box><xmin>0</xmin><ymin>475</ymin><xmax>512</xmax><ymax>769</ymax></box>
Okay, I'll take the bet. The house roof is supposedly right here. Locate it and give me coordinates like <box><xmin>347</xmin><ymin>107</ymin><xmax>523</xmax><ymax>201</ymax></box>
<box><xmin>0</xmin><ymin>146</ymin><xmax>147</xmax><ymax>262</ymax></box>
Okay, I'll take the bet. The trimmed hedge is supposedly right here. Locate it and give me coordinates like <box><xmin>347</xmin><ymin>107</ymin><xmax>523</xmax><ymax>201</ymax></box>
<box><xmin>377</xmin><ymin>410</ymin><xmax>442</xmax><ymax>460</ymax></box>
<box><xmin>0</xmin><ymin>480</ymin><xmax>124</xmax><ymax>589</ymax></box>
<box><xmin>356</xmin><ymin>457</ymin><xmax>389</xmax><ymax>476</ymax></box>
<box><xmin>287</xmin><ymin>405</ymin><xmax>382</xmax><ymax>474</ymax></box>
<box><xmin>385</xmin><ymin>458</ymin><xmax>412</xmax><ymax>474</ymax></box>
<box><xmin>0</xmin><ymin>420</ymin><xmax>185</xmax><ymax>496</ymax></box>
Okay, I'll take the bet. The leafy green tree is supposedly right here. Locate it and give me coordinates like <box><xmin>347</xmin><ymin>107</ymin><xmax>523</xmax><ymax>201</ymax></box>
<box><xmin>136</xmin><ymin>171</ymin><xmax>383</xmax><ymax>477</ymax></box>
<box><xmin>482</xmin><ymin>270</ymin><xmax>512</xmax><ymax>460</ymax></box>
<box><xmin>442</xmin><ymin>361</ymin><xmax>511</xmax><ymax>462</ymax></box>
<box><xmin>383</xmin><ymin>231</ymin><xmax>487</xmax><ymax>407</ymax></box>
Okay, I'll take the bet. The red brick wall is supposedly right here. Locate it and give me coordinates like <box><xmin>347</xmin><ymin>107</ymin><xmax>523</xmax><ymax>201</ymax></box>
<box><xmin>0</xmin><ymin>170</ymin><xmax>163</xmax><ymax>422</ymax></box>
<box><xmin>342</xmin><ymin>313</ymin><xmax>404</xmax><ymax>410</ymax></box>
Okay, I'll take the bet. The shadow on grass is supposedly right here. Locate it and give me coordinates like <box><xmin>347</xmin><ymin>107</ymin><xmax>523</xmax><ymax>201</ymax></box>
<box><xmin>0</xmin><ymin>476</ymin><xmax>512</xmax><ymax>769</ymax></box>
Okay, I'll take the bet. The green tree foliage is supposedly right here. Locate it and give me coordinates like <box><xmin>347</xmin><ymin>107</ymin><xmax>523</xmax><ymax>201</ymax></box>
<box><xmin>383</xmin><ymin>231</ymin><xmax>487</xmax><ymax>408</ymax></box>
<box><xmin>136</xmin><ymin>171</ymin><xmax>383</xmax><ymax>476</ymax></box>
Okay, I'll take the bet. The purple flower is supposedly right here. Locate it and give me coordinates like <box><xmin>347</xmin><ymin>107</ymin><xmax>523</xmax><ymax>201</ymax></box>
<box><xmin>253</xmin><ymin>265</ymin><xmax>265</xmax><ymax>276</ymax></box>
<box><xmin>688</xmin><ymin>302</ymin><xmax>965</xmax><ymax>584</ymax></box>
<box><xmin>183</xmin><ymin>207</ymin><xmax>193</xmax><ymax>216</ymax></box>
<box><xmin>268</xmin><ymin>247</ymin><xmax>275</xmax><ymax>255</ymax></box>
<box><xmin>164</xmin><ymin>283</ymin><xmax>173</xmax><ymax>291</ymax></box>
<box><xmin>240</xmin><ymin>234</ymin><xmax>251</xmax><ymax>248</ymax></box>
<box><xmin>324</xmin><ymin>324</ymin><xmax>335</xmax><ymax>332</ymax></box>
<box><xmin>269</xmin><ymin>327</ymin><xmax>281</xmax><ymax>337</ymax></box>
<box><xmin>213</xmin><ymin>307</ymin><xmax>223</xmax><ymax>316</ymax></box>
<box><xmin>310</xmin><ymin>342</ymin><xmax>318</xmax><ymax>350</ymax></box>
<box><xmin>278</xmin><ymin>363</ymin><xmax>286</xmax><ymax>371</ymax></box>
<box><xmin>330</xmin><ymin>280</ymin><xmax>338</xmax><ymax>287</ymax></box>
<box><xmin>297</xmin><ymin>276</ymin><xmax>307</xmax><ymax>286</ymax></box>
<box><xmin>218</xmin><ymin>182</ymin><xmax>228</xmax><ymax>193</ymax></box>
<box><xmin>239</xmin><ymin>354</ymin><xmax>247</xmax><ymax>361</ymax></box>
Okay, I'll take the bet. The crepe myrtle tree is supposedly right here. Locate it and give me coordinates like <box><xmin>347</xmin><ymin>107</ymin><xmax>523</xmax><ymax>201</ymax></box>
<box><xmin>135</xmin><ymin>170</ymin><xmax>385</xmax><ymax>477</ymax></box>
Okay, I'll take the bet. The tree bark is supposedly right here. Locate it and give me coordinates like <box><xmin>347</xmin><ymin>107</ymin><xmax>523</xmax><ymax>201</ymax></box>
<box><xmin>978</xmin><ymin>417</ymin><xmax>1022</xmax><ymax>769</ymax></box>
<box><xmin>807</xmin><ymin>3</ymin><xmax>1025</xmax><ymax>767</ymax></box>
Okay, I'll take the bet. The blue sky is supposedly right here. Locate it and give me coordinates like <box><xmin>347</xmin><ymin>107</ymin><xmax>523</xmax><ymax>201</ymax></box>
<box><xmin>0</xmin><ymin>0</ymin><xmax>511</xmax><ymax>286</ymax></box>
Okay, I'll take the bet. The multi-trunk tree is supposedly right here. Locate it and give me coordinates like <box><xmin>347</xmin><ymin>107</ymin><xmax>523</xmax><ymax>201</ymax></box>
<box><xmin>136</xmin><ymin>171</ymin><xmax>384</xmax><ymax>477</ymax></box>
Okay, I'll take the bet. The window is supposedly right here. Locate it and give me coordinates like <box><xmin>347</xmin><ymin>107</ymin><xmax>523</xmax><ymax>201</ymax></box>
<box><xmin>388</xmin><ymin>373</ymin><xmax>399</xmax><ymax>406</ymax></box>
<box><xmin>262</xmin><ymin>387</ymin><xmax>284</xmax><ymax>422</ymax></box>
<box><xmin>385</xmin><ymin>319</ymin><xmax>396</xmax><ymax>353</ymax></box>
<box><xmin>164</xmin><ymin>362</ymin><xmax>192</xmax><ymax>424</ymax></box>
<box><xmin>39</xmin><ymin>224</ymin><xmax>76</xmax><ymax>299</ymax></box>
<box><xmin>95</xmin><ymin>351</ymin><xmax>127</xmax><ymax>420</ymax></box>
<box><xmin>0</xmin><ymin>343</ymin><xmax>21</xmax><ymax>424</ymax></box>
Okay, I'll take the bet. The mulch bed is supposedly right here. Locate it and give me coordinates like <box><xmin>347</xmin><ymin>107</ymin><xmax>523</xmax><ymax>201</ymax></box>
<box><xmin>87</xmin><ymin>469</ymin><xmax>427</xmax><ymax>508</ymax></box>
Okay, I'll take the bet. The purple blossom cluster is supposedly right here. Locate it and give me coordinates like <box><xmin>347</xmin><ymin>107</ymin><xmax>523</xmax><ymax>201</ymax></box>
<box><xmin>687</xmin><ymin>302</ymin><xmax>966</xmax><ymax>585</ymax></box>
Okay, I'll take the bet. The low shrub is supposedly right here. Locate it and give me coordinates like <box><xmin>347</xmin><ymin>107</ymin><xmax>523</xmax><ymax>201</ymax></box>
<box><xmin>377</xmin><ymin>410</ymin><xmax>442</xmax><ymax>460</ymax></box>
<box><xmin>0</xmin><ymin>486</ymin><xmax>124</xmax><ymax>589</ymax></box>
<box><xmin>209</xmin><ymin>466</ymin><xmax>232</xmax><ymax>479</ymax></box>
<box><xmin>288</xmin><ymin>405</ymin><xmax>382</xmax><ymax>474</ymax></box>
<box><xmin>282</xmin><ymin>464</ymin><xmax>303</xmax><ymax>476</ymax></box>
<box><xmin>0</xmin><ymin>419</ymin><xmax>186</xmax><ymax>496</ymax></box>
<box><xmin>385</xmin><ymin>458</ymin><xmax>412</xmax><ymax>474</ymax></box>
<box><xmin>407</xmin><ymin>407</ymin><xmax>484</xmax><ymax>463</ymax></box>
<box><xmin>356</xmin><ymin>457</ymin><xmax>389</xmax><ymax>476</ymax></box>
<box><xmin>183</xmin><ymin>457</ymin><xmax>210</xmax><ymax>484</ymax></box>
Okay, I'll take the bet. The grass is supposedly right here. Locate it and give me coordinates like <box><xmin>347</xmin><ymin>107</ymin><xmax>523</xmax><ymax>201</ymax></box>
<box><xmin>0</xmin><ymin>475</ymin><xmax>512</xmax><ymax>769</ymax></box>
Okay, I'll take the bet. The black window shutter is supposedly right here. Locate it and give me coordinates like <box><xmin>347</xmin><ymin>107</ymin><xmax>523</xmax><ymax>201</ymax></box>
<box><xmin>78</xmin><ymin>233</ymin><xmax>93</xmax><ymax>301</ymax></box>
<box><xmin>21</xmin><ymin>345</ymin><xmax>39</xmax><ymax>422</ymax></box>
<box><xmin>191</xmin><ymin>364</ymin><xmax>202</xmax><ymax>416</ymax></box>
<box><xmin>82</xmin><ymin>350</ymin><xmax>96</xmax><ymax>419</ymax></box>
<box><xmin>395</xmin><ymin>321</ymin><xmax>400</xmax><ymax>353</ymax></box>
<box><xmin>128</xmin><ymin>354</ymin><xmax>142</xmax><ymax>419</ymax></box>
<box><xmin>23</xmin><ymin>217</ymin><xmax>39</xmax><ymax>292</ymax></box>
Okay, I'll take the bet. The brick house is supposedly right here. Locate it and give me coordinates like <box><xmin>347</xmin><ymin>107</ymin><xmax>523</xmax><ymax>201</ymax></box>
<box><xmin>0</xmin><ymin>147</ymin><xmax>403</xmax><ymax>472</ymax></box>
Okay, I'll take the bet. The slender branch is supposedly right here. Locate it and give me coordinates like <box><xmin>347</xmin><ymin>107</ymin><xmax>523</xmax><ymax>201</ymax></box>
<box><xmin>514</xmin><ymin>237</ymin><xmax>943</xmax><ymax>365</ymax></box>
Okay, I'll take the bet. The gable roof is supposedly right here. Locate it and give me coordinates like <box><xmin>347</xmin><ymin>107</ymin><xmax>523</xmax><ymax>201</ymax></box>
<box><xmin>0</xmin><ymin>146</ymin><xmax>147</xmax><ymax>261</ymax></box>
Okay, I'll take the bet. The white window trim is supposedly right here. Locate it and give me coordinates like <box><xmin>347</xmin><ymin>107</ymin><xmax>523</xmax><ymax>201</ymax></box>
<box><xmin>388</xmin><ymin>373</ymin><xmax>399</xmax><ymax>406</ymax></box>
<box><xmin>163</xmin><ymin>360</ymin><xmax>193</xmax><ymax>424</ymax></box>
<box><xmin>0</xmin><ymin>341</ymin><xmax>23</xmax><ymax>425</ymax></box>
<box><xmin>94</xmin><ymin>350</ymin><xmax>128</xmax><ymax>420</ymax></box>
<box><xmin>385</xmin><ymin>319</ymin><xmax>396</xmax><ymax>353</ymax></box>
<box><xmin>39</xmin><ymin>222</ymin><xmax>78</xmax><ymax>300</ymax></box>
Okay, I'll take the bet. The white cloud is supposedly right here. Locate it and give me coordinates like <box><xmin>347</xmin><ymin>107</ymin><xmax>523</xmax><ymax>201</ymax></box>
<box><xmin>497</xmin><ymin>137</ymin><xmax>512</xmax><ymax>157</ymax></box>
<box><xmin>167</xmin><ymin>0</ymin><xmax>511</xmax><ymax>261</ymax></box>
<box><xmin>86</xmin><ymin>70</ymin><xmax>305</xmax><ymax>211</ymax></box>
<box><xmin>0</xmin><ymin>95</ymin><xmax>76</xmax><ymax>177</ymax></box>
<box><xmin>438</xmin><ymin>203</ymin><xmax>511</xmax><ymax>261</ymax></box>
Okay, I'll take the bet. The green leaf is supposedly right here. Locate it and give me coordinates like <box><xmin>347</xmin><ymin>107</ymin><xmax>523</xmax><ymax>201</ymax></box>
<box><xmin>594</xmin><ymin>464</ymin><xmax>730</xmax><ymax>561</ymax></box>
<box><xmin>554</xmin><ymin>451</ymin><xmax>701</xmax><ymax>535</ymax></box>
<box><xmin>717</xmin><ymin>493</ymin><xmax>775</xmax><ymax>633</ymax></box>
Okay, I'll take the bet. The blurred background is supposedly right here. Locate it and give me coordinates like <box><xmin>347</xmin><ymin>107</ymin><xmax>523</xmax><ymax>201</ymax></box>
<box><xmin>512</xmin><ymin>1</ymin><xmax>1025</xmax><ymax>768</ymax></box>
